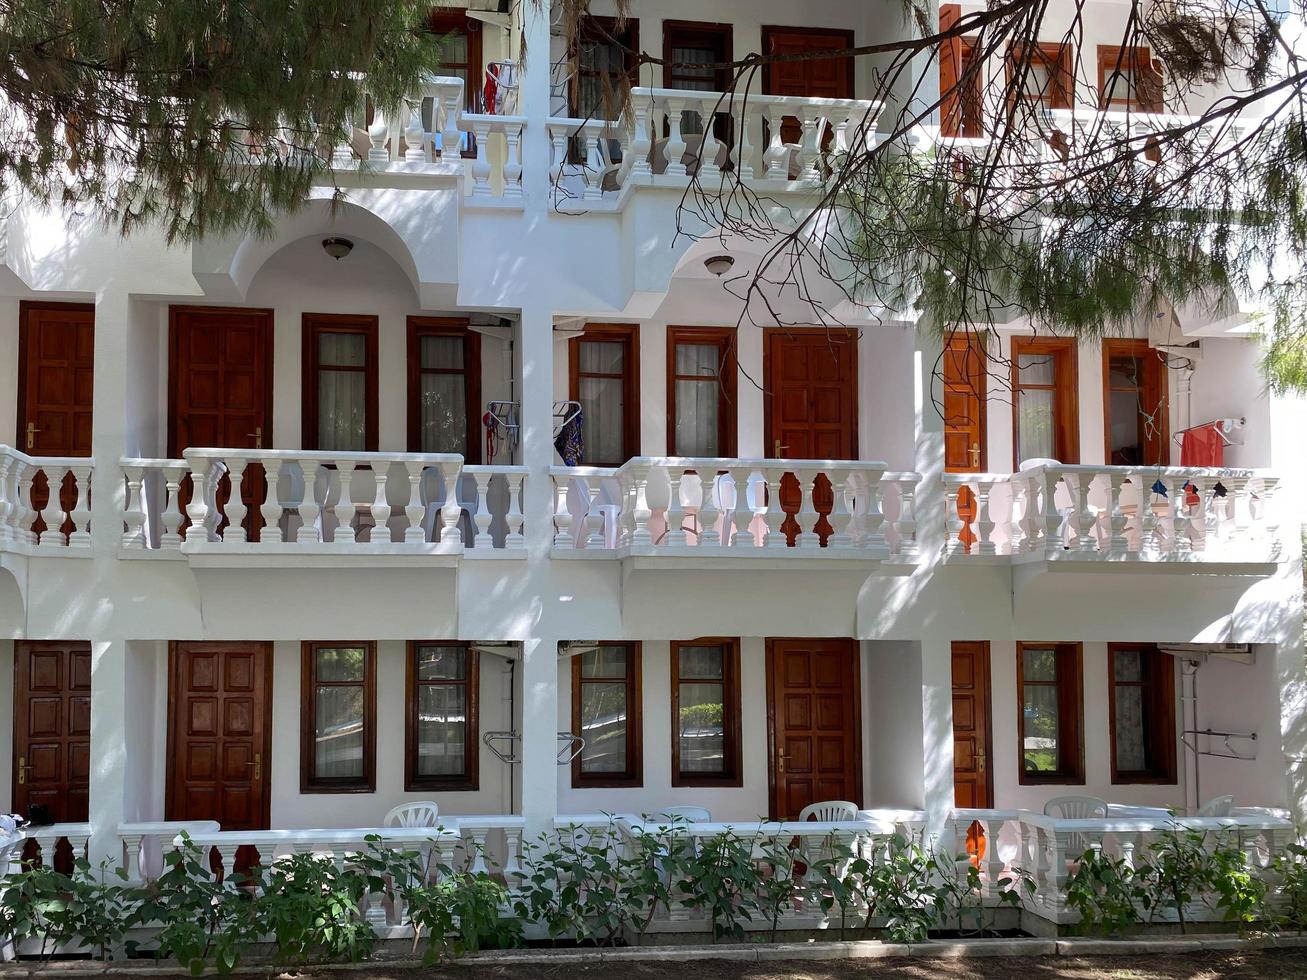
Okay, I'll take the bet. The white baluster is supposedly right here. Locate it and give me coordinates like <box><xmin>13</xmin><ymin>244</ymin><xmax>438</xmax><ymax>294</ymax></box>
<box><xmin>698</xmin><ymin>471</ymin><xmax>721</xmax><ymax>548</ymax></box>
<box><xmin>733</xmin><ymin>99</ymin><xmax>755</xmax><ymax>181</ymax></box>
<box><xmin>367</xmin><ymin>103</ymin><xmax>391</xmax><ymax>164</ymax></box>
<box><xmin>629</xmin><ymin>463</ymin><xmax>652</xmax><ymax>546</ymax></box>
<box><xmin>861</xmin><ymin>475</ymin><xmax>885</xmax><ymax>552</ymax></box>
<box><xmin>471</xmin><ymin>470</ymin><xmax>493</xmax><ymax>549</ymax></box>
<box><xmin>794</xmin><ymin>469</ymin><xmax>821</xmax><ymax>550</ymax></box>
<box><xmin>698</xmin><ymin>102</ymin><xmax>721</xmax><ymax>180</ymax></box>
<box><xmin>582</xmin><ymin>128</ymin><xmax>605</xmax><ymax>199</ymax></box>
<box><xmin>331</xmin><ymin>461</ymin><xmax>357</xmax><ymax>543</ymax></box>
<box><xmin>296</xmin><ymin>459</ymin><xmax>321</xmax><ymax>543</ymax></box>
<box><xmin>1171</xmin><ymin>475</ymin><xmax>1193</xmax><ymax>555</ymax></box>
<box><xmin>35</xmin><ymin>465</ymin><xmax>68</xmax><ymax>548</ymax></box>
<box><xmin>405</xmin><ymin>100</ymin><xmax>426</xmax><ymax>164</ymax></box>
<box><xmin>439</xmin><ymin>461</ymin><xmax>463</xmax><ymax>549</ymax></box>
<box><xmin>121</xmin><ymin>834</ymin><xmax>145</xmax><ymax>882</ymax></box>
<box><xmin>224</xmin><ymin>458</ymin><xmax>249</xmax><ymax>543</ymax></box>
<box><xmin>629</xmin><ymin>100</ymin><xmax>652</xmax><ymax>179</ymax></box>
<box><xmin>161</xmin><ymin>464</ymin><xmax>186</xmax><ymax>548</ymax></box>
<box><xmin>763</xmin><ymin>467</ymin><xmax>788</xmax><ymax>550</ymax></box>
<box><xmin>663</xmin><ymin>97</ymin><xmax>688</xmax><ymax>177</ymax></box>
<box><xmin>827</xmin><ymin>469</ymin><xmax>854</xmax><ymax>549</ymax></box>
<box><xmin>64</xmin><ymin>463</ymin><xmax>91</xmax><ymax>547</ymax></box>
<box><xmin>471</xmin><ymin>119</ymin><xmax>493</xmax><ymax>196</ymax></box>
<box><xmin>897</xmin><ymin>480</ymin><xmax>918</xmax><ymax>559</ymax></box>
<box><xmin>974</xmin><ymin>481</ymin><xmax>995</xmax><ymax>556</ymax></box>
<box><xmin>16</xmin><ymin>462</ymin><xmax>38</xmax><ymax>545</ymax></box>
<box><xmin>945</xmin><ymin>482</ymin><xmax>964</xmax><ymax>556</ymax></box>
<box><xmin>185</xmin><ymin>459</ymin><xmax>213</xmax><ymax>543</ymax></box>
<box><xmin>664</xmin><ymin>467</ymin><xmax>687</xmax><ymax>547</ymax></box>
<box><xmin>503</xmin><ymin>122</ymin><xmax>524</xmax><ymax>198</ymax></box>
<box><xmin>798</xmin><ymin>105</ymin><xmax>822</xmax><ymax>181</ymax></box>
<box><xmin>368</xmin><ymin>463</ymin><xmax>392</xmax><ymax>544</ymax></box>
<box><xmin>1040</xmin><ymin>471</ymin><xmax>1062</xmax><ymax>557</ymax></box>
<box><xmin>763</xmin><ymin>103</ymin><xmax>785</xmax><ymax>177</ymax></box>
<box><xmin>505</xmin><ymin>472</ymin><xmax>525</xmax><ymax>548</ymax></box>
<box><xmin>729</xmin><ymin>467</ymin><xmax>754</xmax><ymax>549</ymax></box>
<box><xmin>403</xmin><ymin>461</ymin><xmax>428</xmax><ymax>544</ymax></box>
<box><xmin>260</xmin><ymin>458</ymin><xmax>284</xmax><ymax>543</ymax></box>
<box><xmin>553</xmin><ymin>477</ymin><xmax>573</xmax><ymax>549</ymax></box>
<box><xmin>1107</xmin><ymin>473</ymin><xmax>1129</xmax><ymax>557</ymax></box>
<box><xmin>122</xmin><ymin>464</ymin><xmax>146</xmax><ymax>548</ymax></box>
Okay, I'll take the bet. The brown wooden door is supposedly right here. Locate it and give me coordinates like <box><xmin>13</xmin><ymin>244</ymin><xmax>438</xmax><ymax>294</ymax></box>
<box><xmin>951</xmin><ymin>641</ymin><xmax>992</xmax><ymax>809</ymax></box>
<box><xmin>765</xmin><ymin>329</ymin><xmax>858</xmax><ymax>545</ymax></box>
<box><xmin>169</xmin><ymin>307</ymin><xmax>273</xmax><ymax>540</ymax></box>
<box><xmin>762</xmin><ymin>27</ymin><xmax>855</xmax><ymax>145</ymax></box>
<box><xmin>13</xmin><ymin>641</ymin><xmax>91</xmax><ymax>822</ymax></box>
<box><xmin>18</xmin><ymin>303</ymin><xmax>95</xmax><ymax>540</ymax></box>
<box><xmin>767</xmin><ymin>639</ymin><xmax>861</xmax><ymax>820</ymax></box>
<box><xmin>943</xmin><ymin>333</ymin><xmax>987</xmax><ymax>550</ymax></box>
<box><xmin>167</xmin><ymin>642</ymin><xmax>272</xmax><ymax>831</ymax></box>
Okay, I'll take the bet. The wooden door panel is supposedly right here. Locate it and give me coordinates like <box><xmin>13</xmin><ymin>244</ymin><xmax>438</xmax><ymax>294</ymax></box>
<box><xmin>768</xmin><ymin>638</ymin><xmax>860</xmax><ymax>820</ymax></box>
<box><xmin>14</xmin><ymin>641</ymin><xmax>92</xmax><ymax>825</ymax></box>
<box><xmin>168</xmin><ymin>642</ymin><xmax>271</xmax><ymax>832</ymax></box>
<box><xmin>763</xmin><ymin>28</ymin><xmax>854</xmax><ymax>144</ymax></box>
<box><xmin>951</xmin><ymin>641</ymin><xmax>992</xmax><ymax>807</ymax></box>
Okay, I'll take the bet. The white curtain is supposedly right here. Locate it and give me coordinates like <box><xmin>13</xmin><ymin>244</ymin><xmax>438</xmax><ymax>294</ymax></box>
<box><xmin>579</xmin><ymin>340</ymin><xmax>625</xmax><ymax>464</ymax></box>
<box><xmin>1113</xmin><ymin>651</ymin><xmax>1147</xmax><ymax>772</ymax></box>
<box><xmin>1016</xmin><ymin>353</ymin><xmax>1055</xmax><ymax>461</ymax></box>
<box><xmin>419</xmin><ymin>335</ymin><xmax>467</xmax><ymax>454</ymax></box>
<box><xmin>317</xmin><ymin>333</ymin><xmax>367</xmax><ymax>452</ymax></box>
<box><xmin>669</xmin><ymin>44</ymin><xmax>717</xmax><ymax>134</ymax></box>
<box><xmin>674</xmin><ymin>343</ymin><xmax>720</xmax><ymax>456</ymax></box>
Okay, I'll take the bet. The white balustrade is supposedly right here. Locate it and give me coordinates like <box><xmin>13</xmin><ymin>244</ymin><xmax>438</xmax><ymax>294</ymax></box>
<box><xmin>118</xmin><ymin>820</ymin><xmax>221</xmax><ymax>881</ymax></box>
<box><xmin>943</xmin><ymin>466</ymin><xmax>1280</xmax><ymax>564</ymax></box>
<box><xmin>461</xmin><ymin>466</ymin><xmax>528</xmax><ymax>552</ymax></box>
<box><xmin>549</xmin><ymin>466</ymin><xmax>623</xmax><ymax>550</ymax></box>
<box><xmin>0</xmin><ymin>446</ymin><xmax>93</xmax><ymax>552</ymax></box>
<box><xmin>8</xmin><ymin>822</ymin><xmax>92</xmax><ymax>872</ymax></box>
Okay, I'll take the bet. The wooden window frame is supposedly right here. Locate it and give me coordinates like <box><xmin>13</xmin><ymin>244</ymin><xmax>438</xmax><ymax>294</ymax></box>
<box><xmin>662</xmin><ymin>20</ymin><xmax>733</xmax><ymax>92</ymax></box>
<box><xmin>1108</xmin><ymin>644</ymin><xmax>1177</xmax><ymax>785</ymax></box>
<box><xmin>670</xmin><ymin>638</ymin><xmax>742</xmax><ymax>788</ymax></box>
<box><xmin>571</xmin><ymin>15</ymin><xmax>641</xmax><ymax>119</ymax></box>
<box><xmin>571</xmin><ymin>642</ymin><xmax>643</xmax><ymax>788</ymax></box>
<box><xmin>1011</xmin><ymin>336</ymin><xmax>1079</xmax><ymax>467</ymax></box>
<box><xmin>426</xmin><ymin>8</ymin><xmax>482</xmax><ymax>158</ymax></box>
<box><xmin>1006</xmin><ymin>42</ymin><xmax>1074</xmax><ymax>110</ymax></box>
<box><xmin>302</xmin><ymin>313</ymin><xmax>379</xmax><ymax>453</ymax></box>
<box><xmin>939</xmin><ymin>6</ymin><xmax>983</xmax><ymax>138</ymax></box>
<box><xmin>300</xmin><ymin>641</ymin><xmax>377</xmax><ymax>793</ymax></box>
<box><xmin>666</xmin><ymin>326</ymin><xmax>737</xmax><ymax>457</ymax></box>
<box><xmin>568</xmin><ymin>323</ymin><xmax>640</xmax><ymax>466</ymax></box>
<box><xmin>1016</xmin><ymin>642</ymin><xmax>1084</xmax><ymax>785</ymax></box>
<box><xmin>1097</xmin><ymin>45</ymin><xmax>1161</xmax><ymax>111</ymax></box>
<box><xmin>407</xmin><ymin>316</ymin><xmax>482</xmax><ymax>461</ymax></box>
<box><xmin>404</xmin><ymin>641</ymin><xmax>480</xmax><ymax>792</ymax></box>
<box><xmin>1102</xmin><ymin>338</ymin><xmax>1169</xmax><ymax>466</ymax></box>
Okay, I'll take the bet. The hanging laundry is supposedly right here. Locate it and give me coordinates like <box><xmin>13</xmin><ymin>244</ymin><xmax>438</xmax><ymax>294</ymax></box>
<box><xmin>554</xmin><ymin>408</ymin><xmax>585</xmax><ymax>466</ymax></box>
<box><xmin>1180</xmin><ymin>422</ymin><xmax>1225</xmax><ymax>467</ymax></box>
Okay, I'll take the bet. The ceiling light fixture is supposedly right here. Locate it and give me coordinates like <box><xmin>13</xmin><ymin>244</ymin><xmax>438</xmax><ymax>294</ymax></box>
<box><xmin>703</xmin><ymin>254</ymin><xmax>735</xmax><ymax>277</ymax></box>
<box><xmin>322</xmin><ymin>237</ymin><xmax>354</xmax><ymax>260</ymax></box>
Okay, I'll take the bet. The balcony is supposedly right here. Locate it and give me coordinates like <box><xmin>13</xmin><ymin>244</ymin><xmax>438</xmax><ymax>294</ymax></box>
<box><xmin>944</xmin><ymin>465</ymin><xmax>1281</xmax><ymax>573</ymax></box>
<box><xmin>120</xmin><ymin>450</ymin><xmax>527</xmax><ymax>568</ymax></box>
<box><xmin>0</xmin><ymin>445</ymin><xmax>94</xmax><ymax>556</ymax></box>
<box><xmin>551</xmin><ymin>457</ymin><xmax>920</xmax><ymax>570</ymax></box>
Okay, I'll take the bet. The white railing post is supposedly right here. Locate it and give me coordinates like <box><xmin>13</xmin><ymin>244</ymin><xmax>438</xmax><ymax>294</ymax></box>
<box><xmin>503</xmin><ymin>121</ymin><xmax>524</xmax><ymax>198</ymax></box>
<box><xmin>629</xmin><ymin>462</ymin><xmax>652</xmax><ymax>546</ymax></box>
<box><xmin>296</xmin><ymin>460</ymin><xmax>321</xmax><ymax>543</ymax></box>
<box><xmin>664</xmin><ymin>97</ymin><xmax>688</xmax><ymax>177</ymax></box>
<box><xmin>795</xmin><ymin>469</ymin><xmax>822</xmax><ymax>550</ymax></box>
<box><xmin>1107</xmin><ymin>471</ymin><xmax>1129</xmax><ymax>557</ymax></box>
<box><xmin>403</xmin><ymin>460</ymin><xmax>428</xmax><ymax>544</ymax></box>
<box><xmin>728</xmin><ymin>467</ymin><xmax>755</xmax><ymax>549</ymax></box>
<box><xmin>553</xmin><ymin>475</ymin><xmax>573</xmax><ymax>549</ymax></box>
<box><xmin>471</xmin><ymin>119</ymin><xmax>493</xmax><ymax>196</ymax></box>
<box><xmin>438</xmin><ymin>460</ymin><xmax>463</xmax><ymax>549</ymax></box>
<box><xmin>224</xmin><ymin>458</ymin><xmax>249</xmax><ymax>544</ymax></box>
<box><xmin>122</xmin><ymin>464</ymin><xmax>146</xmax><ymax>548</ymax></box>
<box><xmin>664</xmin><ymin>466</ymin><xmax>687</xmax><ymax>546</ymax></box>
<box><xmin>699</xmin><ymin>471</ymin><xmax>722</xmax><ymax>548</ymax></box>
<box><xmin>762</xmin><ymin>466</ymin><xmax>788</xmax><ymax>550</ymax></box>
<box><xmin>67</xmin><ymin>463</ymin><xmax>92</xmax><ymax>547</ymax></box>
<box><xmin>260</xmin><ymin>457</ymin><xmax>285</xmax><ymax>544</ymax></box>
<box><xmin>974</xmin><ymin>480</ymin><xmax>996</xmax><ymax>556</ymax></box>
<box><xmin>331</xmin><ymin>461</ymin><xmax>357</xmax><ymax>543</ymax></box>
<box><xmin>505</xmin><ymin>471</ymin><xmax>525</xmax><ymax>548</ymax></box>
<box><xmin>161</xmin><ymin>463</ymin><xmax>186</xmax><ymax>548</ymax></box>
<box><xmin>186</xmin><ymin>459</ymin><xmax>213</xmax><ymax>542</ymax></box>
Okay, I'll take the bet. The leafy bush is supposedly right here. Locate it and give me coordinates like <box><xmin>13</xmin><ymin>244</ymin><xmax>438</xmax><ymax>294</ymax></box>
<box><xmin>1273</xmin><ymin>841</ymin><xmax>1307</xmax><ymax>934</ymax></box>
<box><xmin>1064</xmin><ymin>845</ymin><xmax>1143</xmax><ymax>936</ymax></box>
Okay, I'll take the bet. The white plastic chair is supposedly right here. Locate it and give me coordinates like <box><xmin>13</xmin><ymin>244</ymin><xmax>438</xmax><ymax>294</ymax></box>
<box><xmin>383</xmin><ymin>801</ymin><xmax>440</xmax><ymax>828</ymax></box>
<box><xmin>798</xmin><ymin>801</ymin><xmax>858</xmax><ymax>823</ymax></box>
<box><xmin>1197</xmin><ymin>795</ymin><xmax>1235</xmax><ymax>817</ymax></box>
<box><xmin>1044</xmin><ymin>796</ymin><xmax>1108</xmax><ymax>859</ymax></box>
<box><xmin>650</xmin><ymin>805</ymin><xmax>711</xmax><ymax>823</ymax></box>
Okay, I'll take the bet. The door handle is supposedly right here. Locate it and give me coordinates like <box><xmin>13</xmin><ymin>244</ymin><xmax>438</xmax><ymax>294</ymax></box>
<box><xmin>247</xmin><ymin>426</ymin><xmax>263</xmax><ymax>449</ymax></box>
<box><xmin>976</xmin><ymin>750</ymin><xmax>986</xmax><ymax>773</ymax></box>
<box><xmin>16</xmin><ymin>756</ymin><xmax>32</xmax><ymax>785</ymax></box>
<box><xmin>774</xmin><ymin>439</ymin><xmax>788</xmax><ymax>457</ymax></box>
<box><xmin>248</xmin><ymin>753</ymin><xmax>262</xmax><ymax>781</ymax></box>
<box><xmin>777</xmin><ymin>747</ymin><xmax>785</xmax><ymax>774</ymax></box>
<box><xmin>25</xmin><ymin>422</ymin><xmax>40</xmax><ymax>451</ymax></box>
<box><xmin>969</xmin><ymin>442</ymin><xmax>981</xmax><ymax>467</ymax></box>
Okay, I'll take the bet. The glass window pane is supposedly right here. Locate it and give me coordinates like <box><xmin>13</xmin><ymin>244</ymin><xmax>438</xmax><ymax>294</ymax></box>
<box><xmin>1108</xmin><ymin>355</ymin><xmax>1140</xmax><ymax>389</ymax></box>
<box><xmin>676</xmin><ymin>342</ymin><xmax>719</xmax><ymax>377</ymax></box>
<box><xmin>1114</xmin><ymin>649</ymin><xmax>1143</xmax><ymax>682</ymax></box>
<box><xmin>1022</xmin><ymin>648</ymin><xmax>1057</xmax><ymax>682</ymax></box>
<box><xmin>1022</xmin><ymin>684</ymin><xmax>1060</xmax><ymax>772</ymax></box>
<box><xmin>1114</xmin><ymin>685</ymin><xmax>1147</xmax><ymax>771</ymax></box>
<box><xmin>581</xmin><ymin>647</ymin><xmax>627</xmax><ymax>679</ymax></box>
<box><xmin>420</xmin><ymin>373</ymin><xmax>467</xmax><ymax>454</ymax></box>
<box><xmin>417</xmin><ymin>645</ymin><xmax>467</xmax><ymax>681</ymax></box>
<box><xmin>678</xmin><ymin>645</ymin><xmax>724</xmax><ymax>680</ymax></box>
<box><xmin>1109</xmin><ymin>389</ymin><xmax>1142</xmax><ymax>463</ymax></box>
<box><xmin>579</xmin><ymin>376</ymin><xmax>624</xmax><ymax>462</ymax></box>
<box><xmin>315</xmin><ymin>646</ymin><xmax>366</xmax><ymax>682</ymax></box>
<box><xmin>422</xmin><ymin>335</ymin><xmax>465</xmax><ymax>370</ymax></box>
<box><xmin>580</xmin><ymin>340</ymin><xmax>625</xmax><ymax>374</ymax></box>
<box><xmin>318</xmin><ymin>369</ymin><xmax>366</xmax><ymax>451</ymax></box>
<box><xmin>674</xmin><ymin>379</ymin><xmax>719</xmax><ymax>457</ymax></box>
<box><xmin>438</xmin><ymin>33</ymin><xmax>468</xmax><ymax>67</ymax></box>
<box><xmin>1022</xmin><ymin>63</ymin><xmax>1053</xmax><ymax>101</ymax></box>
<box><xmin>1017</xmin><ymin>352</ymin><xmax>1055</xmax><ymax>386</ymax></box>
<box><xmin>678</xmin><ymin>681</ymin><xmax>725</xmax><ymax>773</ymax></box>
<box><xmin>417</xmin><ymin>683</ymin><xmax>467</xmax><ymax>776</ymax></box>
<box><xmin>319</xmin><ymin>332</ymin><xmax>367</xmax><ymax>368</ymax></box>
<box><xmin>1016</xmin><ymin>388</ymin><xmax>1054</xmax><ymax>460</ymax></box>
<box><xmin>314</xmin><ymin>685</ymin><xmax>364</xmax><ymax>779</ymax></box>
<box><xmin>579</xmin><ymin>681</ymin><xmax>627</xmax><ymax>773</ymax></box>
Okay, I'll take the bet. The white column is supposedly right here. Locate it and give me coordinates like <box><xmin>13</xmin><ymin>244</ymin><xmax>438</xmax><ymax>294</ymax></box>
<box><xmin>87</xmin><ymin>640</ymin><xmax>127</xmax><ymax>863</ymax></box>
<box><xmin>517</xmin><ymin>0</ymin><xmax>552</xmax><ymax>209</ymax></box>
<box><xmin>919</xmin><ymin>634</ymin><xmax>956</xmax><ymax>849</ymax></box>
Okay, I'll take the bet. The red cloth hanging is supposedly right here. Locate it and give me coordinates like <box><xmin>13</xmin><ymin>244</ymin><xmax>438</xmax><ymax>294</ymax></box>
<box><xmin>1180</xmin><ymin>422</ymin><xmax>1225</xmax><ymax>467</ymax></box>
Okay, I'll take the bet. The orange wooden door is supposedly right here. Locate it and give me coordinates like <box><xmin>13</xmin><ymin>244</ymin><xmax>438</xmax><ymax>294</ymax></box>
<box><xmin>765</xmin><ymin>329</ymin><xmax>858</xmax><ymax>545</ymax></box>
<box><xmin>943</xmin><ymin>333</ymin><xmax>987</xmax><ymax>549</ymax></box>
<box><xmin>767</xmin><ymin>639</ymin><xmax>861</xmax><ymax>820</ymax></box>
<box><xmin>13</xmin><ymin>642</ymin><xmax>91</xmax><ymax>822</ymax></box>
<box><xmin>18</xmin><ymin>303</ymin><xmax>94</xmax><ymax>539</ymax></box>
<box><xmin>762</xmin><ymin>28</ymin><xmax>855</xmax><ymax>144</ymax></box>
<box><xmin>169</xmin><ymin>307</ymin><xmax>273</xmax><ymax>540</ymax></box>
<box><xmin>167</xmin><ymin>643</ymin><xmax>272</xmax><ymax>831</ymax></box>
<box><xmin>952</xmin><ymin>641</ymin><xmax>993</xmax><ymax>862</ymax></box>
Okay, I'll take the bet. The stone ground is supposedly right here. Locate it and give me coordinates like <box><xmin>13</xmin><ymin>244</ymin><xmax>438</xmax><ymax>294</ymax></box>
<box><xmin>115</xmin><ymin>947</ymin><xmax>1307</xmax><ymax>979</ymax></box>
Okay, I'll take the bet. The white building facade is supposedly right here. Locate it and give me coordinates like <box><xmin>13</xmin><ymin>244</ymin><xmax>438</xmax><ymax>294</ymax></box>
<box><xmin>0</xmin><ymin>0</ymin><xmax>1303</xmax><ymax>878</ymax></box>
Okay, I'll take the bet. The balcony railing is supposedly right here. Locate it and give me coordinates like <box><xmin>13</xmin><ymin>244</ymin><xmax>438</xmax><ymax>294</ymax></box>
<box><xmin>552</xmin><ymin>457</ymin><xmax>920</xmax><ymax>561</ymax></box>
<box><xmin>0</xmin><ymin>446</ymin><xmax>93</xmax><ymax>552</ymax></box>
<box><xmin>120</xmin><ymin>451</ymin><xmax>526</xmax><ymax>556</ymax></box>
<box><xmin>547</xmin><ymin>88</ymin><xmax>882</xmax><ymax>204</ymax></box>
<box><xmin>944</xmin><ymin>465</ymin><xmax>1280</xmax><ymax>565</ymax></box>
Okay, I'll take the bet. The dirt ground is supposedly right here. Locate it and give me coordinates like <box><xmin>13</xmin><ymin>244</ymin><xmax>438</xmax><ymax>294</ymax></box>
<box><xmin>122</xmin><ymin>948</ymin><xmax>1307</xmax><ymax>980</ymax></box>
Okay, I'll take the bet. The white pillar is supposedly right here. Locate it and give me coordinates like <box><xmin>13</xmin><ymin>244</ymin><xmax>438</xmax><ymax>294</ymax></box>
<box><xmin>88</xmin><ymin>640</ymin><xmax>127</xmax><ymax>863</ymax></box>
<box><xmin>518</xmin><ymin>0</ymin><xmax>553</xmax><ymax>208</ymax></box>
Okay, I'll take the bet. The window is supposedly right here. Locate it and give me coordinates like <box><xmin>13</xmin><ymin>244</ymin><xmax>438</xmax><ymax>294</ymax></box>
<box><xmin>1011</xmin><ymin>336</ymin><xmax>1078</xmax><ymax>466</ymax></box>
<box><xmin>1098</xmin><ymin>45</ymin><xmax>1161</xmax><ymax>111</ymax></box>
<box><xmin>940</xmin><ymin>6</ymin><xmax>983</xmax><ymax>138</ymax></box>
<box><xmin>667</xmin><ymin>327</ymin><xmax>736</xmax><ymax>457</ymax></box>
<box><xmin>671</xmin><ymin>639</ymin><xmax>741</xmax><ymax>787</ymax></box>
<box><xmin>569</xmin><ymin>324</ymin><xmax>639</xmax><ymax>466</ymax></box>
<box><xmin>571</xmin><ymin>643</ymin><xmax>642</xmax><ymax>787</ymax></box>
<box><xmin>1109</xmin><ymin>644</ymin><xmax>1177</xmax><ymax>784</ymax></box>
<box><xmin>573</xmin><ymin>16</ymin><xmax>640</xmax><ymax>120</ymax></box>
<box><xmin>301</xmin><ymin>642</ymin><xmax>376</xmax><ymax>792</ymax></box>
<box><xmin>1017</xmin><ymin>643</ymin><xmax>1083</xmax><ymax>784</ymax></box>
<box><xmin>303</xmin><ymin>314</ymin><xmax>378</xmax><ymax>452</ymax></box>
<box><xmin>1008</xmin><ymin>43</ymin><xmax>1073</xmax><ymax>109</ymax></box>
<box><xmin>663</xmin><ymin>21</ymin><xmax>732</xmax><ymax>137</ymax></box>
<box><xmin>424</xmin><ymin>9</ymin><xmax>482</xmax><ymax>158</ymax></box>
<box><xmin>406</xmin><ymin>642</ymin><xmax>479</xmax><ymax>790</ymax></box>
<box><xmin>408</xmin><ymin>317</ymin><xmax>482</xmax><ymax>460</ymax></box>
<box><xmin>1103</xmin><ymin>339</ymin><xmax>1168</xmax><ymax>465</ymax></box>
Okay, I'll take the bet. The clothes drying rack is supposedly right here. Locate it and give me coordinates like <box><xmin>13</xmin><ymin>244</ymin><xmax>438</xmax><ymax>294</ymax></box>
<box><xmin>483</xmin><ymin>400</ymin><xmax>520</xmax><ymax>462</ymax></box>
<box><xmin>553</xmin><ymin>400</ymin><xmax>582</xmax><ymax>438</ymax></box>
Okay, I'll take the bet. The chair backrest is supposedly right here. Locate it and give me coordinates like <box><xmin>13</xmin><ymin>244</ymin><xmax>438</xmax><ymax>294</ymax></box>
<box><xmin>650</xmin><ymin>805</ymin><xmax>711</xmax><ymax>823</ymax></box>
<box><xmin>1197</xmin><ymin>794</ymin><xmax>1235</xmax><ymax>817</ymax></box>
<box><xmin>383</xmin><ymin>801</ymin><xmax>440</xmax><ymax>828</ymax></box>
<box><xmin>798</xmin><ymin>801</ymin><xmax>858</xmax><ymax>823</ymax></box>
<box><xmin>1043</xmin><ymin>795</ymin><xmax>1108</xmax><ymax>820</ymax></box>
